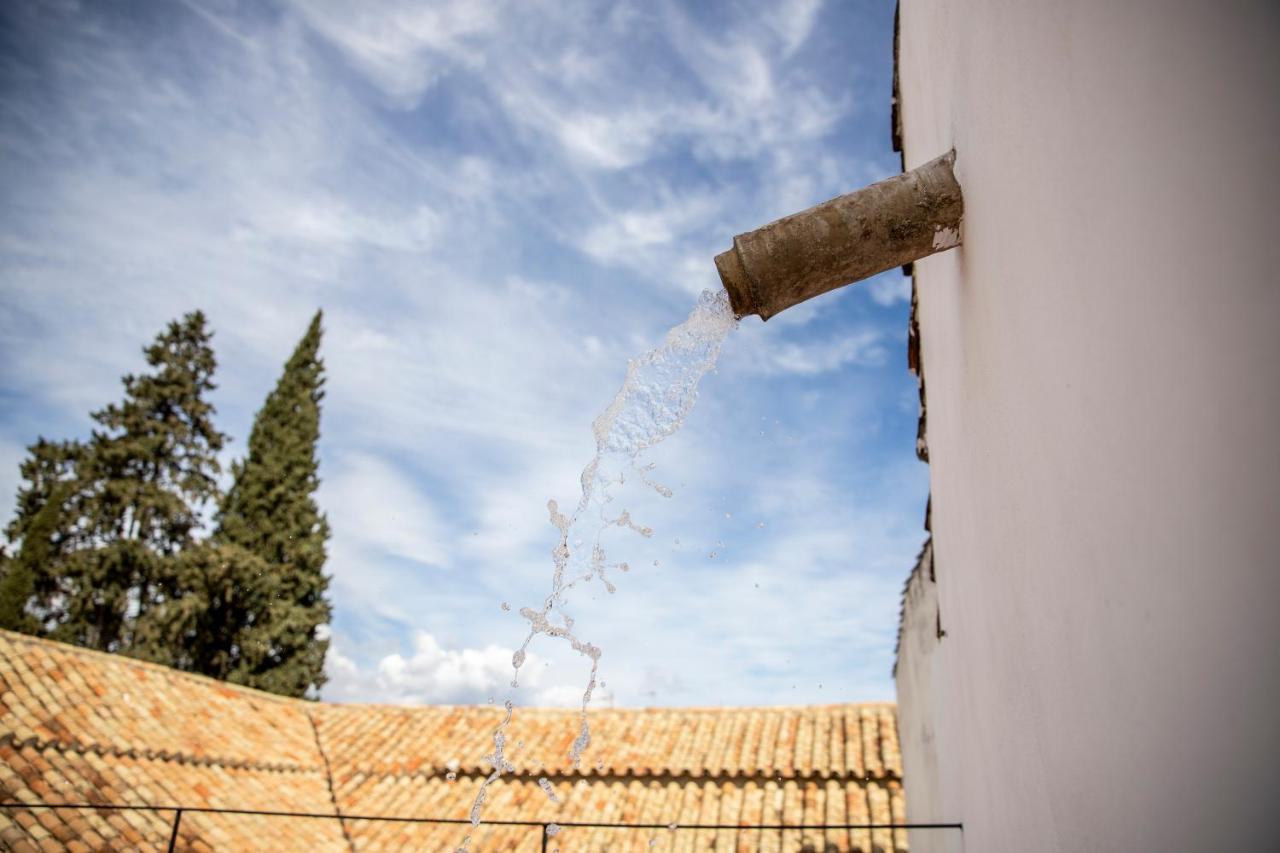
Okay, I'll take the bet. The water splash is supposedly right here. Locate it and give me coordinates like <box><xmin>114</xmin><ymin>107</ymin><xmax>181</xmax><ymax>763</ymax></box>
<box><xmin>461</xmin><ymin>290</ymin><xmax>736</xmax><ymax>841</ymax></box>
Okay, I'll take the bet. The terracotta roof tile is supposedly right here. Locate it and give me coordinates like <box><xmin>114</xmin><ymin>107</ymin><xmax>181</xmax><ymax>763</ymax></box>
<box><xmin>1</xmin><ymin>630</ymin><xmax>905</xmax><ymax>850</ymax></box>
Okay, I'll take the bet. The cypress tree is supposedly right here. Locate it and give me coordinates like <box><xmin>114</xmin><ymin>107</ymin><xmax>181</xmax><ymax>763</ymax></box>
<box><xmin>0</xmin><ymin>550</ymin><xmax>12</xmax><ymax>630</ymax></box>
<box><xmin>213</xmin><ymin>310</ymin><xmax>331</xmax><ymax>698</ymax></box>
<box><xmin>2</xmin><ymin>440</ymin><xmax>81</xmax><ymax>633</ymax></box>
<box><xmin>0</xmin><ymin>483</ymin><xmax>68</xmax><ymax>632</ymax></box>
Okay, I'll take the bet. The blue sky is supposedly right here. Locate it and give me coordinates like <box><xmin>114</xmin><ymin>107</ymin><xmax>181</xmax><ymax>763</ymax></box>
<box><xmin>0</xmin><ymin>0</ymin><xmax>927</xmax><ymax>708</ymax></box>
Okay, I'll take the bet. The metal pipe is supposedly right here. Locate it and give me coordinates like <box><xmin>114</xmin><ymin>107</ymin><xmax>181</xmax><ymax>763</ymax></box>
<box><xmin>715</xmin><ymin>150</ymin><xmax>963</xmax><ymax>320</ymax></box>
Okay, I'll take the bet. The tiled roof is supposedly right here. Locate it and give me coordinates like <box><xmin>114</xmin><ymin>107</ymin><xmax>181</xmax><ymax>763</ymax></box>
<box><xmin>0</xmin><ymin>630</ymin><xmax>907</xmax><ymax>851</ymax></box>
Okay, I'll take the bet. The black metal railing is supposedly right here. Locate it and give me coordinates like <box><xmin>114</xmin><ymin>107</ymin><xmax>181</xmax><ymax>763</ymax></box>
<box><xmin>1</xmin><ymin>801</ymin><xmax>963</xmax><ymax>852</ymax></box>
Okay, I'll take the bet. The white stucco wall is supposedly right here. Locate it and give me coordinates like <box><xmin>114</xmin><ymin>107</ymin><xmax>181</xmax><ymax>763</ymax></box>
<box><xmin>895</xmin><ymin>540</ymin><xmax>961</xmax><ymax>853</ymax></box>
<box><xmin>893</xmin><ymin>2</ymin><xmax>1280</xmax><ymax>851</ymax></box>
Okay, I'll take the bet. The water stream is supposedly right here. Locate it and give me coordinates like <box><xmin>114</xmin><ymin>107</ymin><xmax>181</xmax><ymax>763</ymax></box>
<box><xmin>458</xmin><ymin>289</ymin><xmax>737</xmax><ymax>849</ymax></box>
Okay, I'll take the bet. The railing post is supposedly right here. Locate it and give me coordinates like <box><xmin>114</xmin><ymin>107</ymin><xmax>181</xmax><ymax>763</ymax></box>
<box><xmin>167</xmin><ymin>808</ymin><xmax>183</xmax><ymax>852</ymax></box>
<box><xmin>540</xmin><ymin>822</ymin><xmax>548</xmax><ymax>853</ymax></box>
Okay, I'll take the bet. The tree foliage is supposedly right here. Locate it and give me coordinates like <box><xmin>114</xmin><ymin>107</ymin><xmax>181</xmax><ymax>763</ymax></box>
<box><xmin>1</xmin><ymin>443</ymin><xmax>79</xmax><ymax>632</ymax></box>
<box><xmin>130</xmin><ymin>542</ymin><xmax>277</xmax><ymax>682</ymax></box>
<box><xmin>1</xmin><ymin>310</ymin><xmax>332</xmax><ymax>700</ymax></box>
<box><xmin>213</xmin><ymin>311</ymin><xmax>331</xmax><ymax>697</ymax></box>
<box><xmin>3</xmin><ymin>313</ymin><xmax>225</xmax><ymax>651</ymax></box>
<box><xmin>0</xmin><ymin>482</ymin><xmax>68</xmax><ymax>632</ymax></box>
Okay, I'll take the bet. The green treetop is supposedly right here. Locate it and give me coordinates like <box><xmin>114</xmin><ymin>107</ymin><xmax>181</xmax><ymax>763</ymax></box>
<box><xmin>212</xmin><ymin>310</ymin><xmax>332</xmax><ymax>698</ymax></box>
<box><xmin>2</xmin><ymin>310</ymin><xmax>334</xmax><ymax>700</ymax></box>
<box><xmin>54</xmin><ymin>308</ymin><xmax>227</xmax><ymax>648</ymax></box>
<box><xmin>2</xmin><ymin>439</ymin><xmax>82</xmax><ymax>632</ymax></box>
<box><xmin>0</xmin><ymin>481</ymin><xmax>70</xmax><ymax>633</ymax></box>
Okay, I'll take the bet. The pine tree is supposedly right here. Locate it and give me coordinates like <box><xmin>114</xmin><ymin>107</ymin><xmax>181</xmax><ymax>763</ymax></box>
<box><xmin>213</xmin><ymin>310</ymin><xmax>331</xmax><ymax>698</ymax></box>
<box><xmin>3</xmin><ymin>313</ymin><xmax>227</xmax><ymax>651</ymax></box>
<box><xmin>131</xmin><ymin>541</ymin><xmax>278</xmax><ymax>681</ymax></box>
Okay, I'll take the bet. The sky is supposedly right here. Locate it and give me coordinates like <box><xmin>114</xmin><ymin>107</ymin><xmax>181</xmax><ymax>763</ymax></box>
<box><xmin>0</xmin><ymin>0</ymin><xmax>928</xmax><ymax>709</ymax></box>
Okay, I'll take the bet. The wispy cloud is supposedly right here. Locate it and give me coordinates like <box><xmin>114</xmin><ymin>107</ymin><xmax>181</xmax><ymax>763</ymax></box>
<box><xmin>322</xmin><ymin>452</ymin><xmax>450</xmax><ymax>568</ymax></box>
<box><xmin>286</xmin><ymin>0</ymin><xmax>502</xmax><ymax>108</ymax></box>
<box><xmin>755</xmin><ymin>330</ymin><xmax>889</xmax><ymax>376</ymax></box>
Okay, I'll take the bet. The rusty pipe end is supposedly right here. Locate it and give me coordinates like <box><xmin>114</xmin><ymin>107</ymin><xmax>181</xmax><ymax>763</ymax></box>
<box><xmin>715</xmin><ymin>149</ymin><xmax>963</xmax><ymax>322</ymax></box>
<box><xmin>714</xmin><ymin>245</ymin><xmax>760</xmax><ymax>319</ymax></box>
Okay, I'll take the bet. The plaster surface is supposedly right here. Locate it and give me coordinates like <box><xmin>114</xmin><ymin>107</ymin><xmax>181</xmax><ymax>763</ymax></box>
<box><xmin>894</xmin><ymin>2</ymin><xmax>1280</xmax><ymax>850</ymax></box>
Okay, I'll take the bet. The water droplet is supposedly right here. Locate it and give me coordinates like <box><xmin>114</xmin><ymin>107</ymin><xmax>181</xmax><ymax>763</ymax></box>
<box><xmin>546</xmin><ymin>823</ymin><xmax>561</xmax><ymax>837</ymax></box>
<box><xmin>757</xmin><ymin>521</ymin><xmax>765</xmax><ymax>528</ymax></box>
<box><xmin>708</xmin><ymin>551</ymin><xmax>717</xmax><ymax>559</ymax></box>
<box><xmin>487</xmin><ymin>697</ymin><xmax>494</xmax><ymax>705</ymax></box>
<box><xmin>501</xmin><ymin>601</ymin><xmax>511</xmax><ymax>611</ymax></box>
<box><xmin>674</xmin><ymin>537</ymin><xmax>681</xmax><ymax>545</ymax></box>
<box><xmin>446</xmin><ymin>771</ymin><xmax>457</xmax><ymax>781</ymax></box>
<box><xmin>724</xmin><ymin>512</ymin><xmax>731</xmax><ymax>519</ymax></box>
<box><xmin>668</xmin><ymin>823</ymin><xmax>678</xmax><ymax>831</ymax></box>
<box><xmin>652</xmin><ymin>559</ymin><xmax>660</xmax><ymax>566</ymax></box>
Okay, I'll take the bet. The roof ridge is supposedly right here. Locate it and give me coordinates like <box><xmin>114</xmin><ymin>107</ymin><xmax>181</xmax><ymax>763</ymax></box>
<box><xmin>0</xmin><ymin>732</ymin><xmax>323</xmax><ymax>776</ymax></box>
<box><xmin>331</xmin><ymin>767</ymin><xmax>903</xmax><ymax>786</ymax></box>
<box><xmin>315</xmin><ymin>701</ymin><xmax>897</xmax><ymax>714</ymax></box>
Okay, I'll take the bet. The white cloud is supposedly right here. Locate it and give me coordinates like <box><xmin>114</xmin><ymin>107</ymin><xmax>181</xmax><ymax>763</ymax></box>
<box><xmin>324</xmin><ymin>632</ymin><xmax>509</xmax><ymax>704</ymax></box>
<box><xmin>531</xmin><ymin>684</ymin><xmax>597</xmax><ymax>708</ymax></box>
<box><xmin>325</xmin><ymin>631</ymin><xmax>599</xmax><ymax>706</ymax></box>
